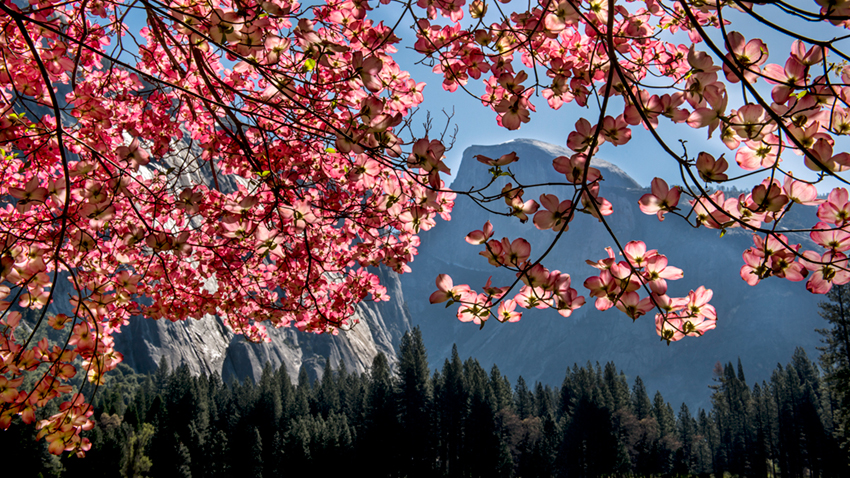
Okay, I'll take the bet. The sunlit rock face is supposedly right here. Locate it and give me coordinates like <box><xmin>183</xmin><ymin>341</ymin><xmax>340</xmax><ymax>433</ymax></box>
<box><xmin>400</xmin><ymin>138</ymin><xmax>821</xmax><ymax>410</ymax></box>
<box><xmin>110</xmin><ymin>266</ymin><xmax>413</xmax><ymax>383</ymax></box>
<box><xmin>48</xmin><ymin>258</ymin><xmax>412</xmax><ymax>383</ymax></box>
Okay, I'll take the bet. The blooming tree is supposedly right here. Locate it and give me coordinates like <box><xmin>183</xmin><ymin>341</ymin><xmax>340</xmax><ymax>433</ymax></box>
<box><xmin>0</xmin><ymin>0</ymin><xmax>457</xmax><ymax>455</ymax></box>
<box><xmin>1</xmin><ymin>0</ymin><xmax>849</xmax><ymax>457</ymax></box>
<box><xmin>419</xmin><ymin>0</ymin><xmax>850</xmax><ymax>343</ymax></box>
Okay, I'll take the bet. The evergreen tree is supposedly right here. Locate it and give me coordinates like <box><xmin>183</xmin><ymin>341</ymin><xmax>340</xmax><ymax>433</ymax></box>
<box><xmin>153</xmin><ymin>356</ymin><xmax>170</xmax><ymax>394</ymax></box>
<box><xmin>207</xmin><ymin>430</ymin><xmax>230</xmax><ymax>478</ymax></box>
<box><xmin>558</xmin><ymin>369</ymin><xmax>574</xmax><ymax>421</ymax></box>
<box><xmin>282</xmin><ymin>418</ymin><xmax>312</xmax><ymax>475</ymax></box>
<box><xmin>21</xmin><ymin>323</ymin><xmax>850</xmax><ymax>478</ymax></box>
<box><xmin>161</xmin><ymin>364</ymin><xmax>209</xmax><ymax>478</ymax></box>
<box><xmin>397</xmin><ymin>327</ymin><xmax>434</xmax><ymax>477</ymax></box>
<box><xmin>651</xmin><ymin>391</ymin><xmax>678</xmax><ymax>475</ymax></box>
<box><xmin>336</xmin><ymin>361</ymin><xmax>366</xmax><ymax>432</ymax></box>
<box><xmin>489</xmin><ymin>364</ymin><xmax>513</xmax><ymax>413</ymax></box>
<box><xmin>275</xmin><ymin>365</ymin><xmax>295</xmax><ymax>427</ymax></box>
<box><xmin>248</xmin><ymin>427</ymin><xmax>264</xmax><ymax>478</ymax></box>
<box><xmin>514</xmin><ymin>376</ymin><xmax>533</xmax><ymax>420</ymax></box>
<box><xmin>316</xmin><ymin>358</ymin><xmax>340</xmax><ymax>418</ymax></box>
<box><xmin>674</xmin><ymin>403</ymin><xmax>697</xmax><ymax>475</ymax></box>
<box><xmin>698</xmin><ymin>408</ymin><xmax>719</xmax><ymax>474</ymax></box>
<box><xmin>603</xmin><ymin>362</ymin><xmax>630</xmax><ymax>412</ymax></box>
<box><xmin>293</xmin><ymin>366</ymin><xmax>312</xmax><ymax>418</ymax></box>
<box><xmin>559</xmin><ymin>386</ymin><xmax>625</xmax><ymax>477</ymax></box>
<box><xmin>630</xmin><ymin>376</ymin><xmax>658</xmax><ymax>475</ymax></box>
<box><xmin>631</xmin><ymin>376</ymin><xmax>653</xmax><ymax>420</ymax></box>
<box><xmin>463</xmin><ymin>358</ymin><xmax>501</xmax><ymax>477</ymax></box>
<box><xmin>533</xmin><ymin>382</ymin><xmax>555</xmax><ymax>420</ymax></box>
<box><xmin>749</xmin><ymin>383</ymin><xmax>772</xmax><ymax>478</ymax></box>
<box><xmin>437</xmin><ymin>345</ymin><xmax>467</xmax><ymax>477</ymax></box>
<box><xmin>818</xmin><ymin>284</ymin><xmax>850</xmax><ymax>446</ymax></box>
<box><xmin>364</xmin><ymin>352</ymin><xmax>399</xmax><ymax>477</ymax></box>
<box><xmin>255</xmin><ymin>362</ymin><xmax>282</xmax><ymax>476</ymax></box>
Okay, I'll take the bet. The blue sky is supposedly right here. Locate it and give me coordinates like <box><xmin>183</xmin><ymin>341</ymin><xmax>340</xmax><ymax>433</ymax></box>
<box><xmin>373</xmin><ymin>1</ymin><xmax>850</xmax><ymax>192</ymax></box>
<box><xmin>112</xmin><ymin>1</ymin><xmax>850</xmax><ymax>192</ymax></box>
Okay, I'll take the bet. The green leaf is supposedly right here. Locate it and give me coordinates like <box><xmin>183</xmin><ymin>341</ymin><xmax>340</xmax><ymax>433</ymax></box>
<box><xmin>325</xmin><ymin>147</ymin><xmax>336</xmax><ymax>153</ymax></box>
<box><xmin>255</xmin><ymin>170</ymin><xmax>271</xmax><ymax>177</ymax></box>
<box><xmin>304</xmin><ymin>58</ymin><xmax>316</xmax><ymax>71</ymax></box>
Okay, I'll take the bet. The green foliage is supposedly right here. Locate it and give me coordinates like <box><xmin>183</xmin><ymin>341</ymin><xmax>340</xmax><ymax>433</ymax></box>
<box><xmin>19</xmin><ymin>329</ymin><xmax>850</xmax><ymax>477</ymax></box>
<box><xmin>120</xmin><ymin>423</ymin><xmax>154</xmax><ymax>478</ymax></box>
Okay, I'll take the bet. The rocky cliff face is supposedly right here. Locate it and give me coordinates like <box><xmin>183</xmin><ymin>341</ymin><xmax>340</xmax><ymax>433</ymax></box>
<box><xmin>48</xmin><ymin>264</ymin><xmax>412</xmax><ymax>383</ymax></box>
<box><xmin>400</xmin><ymin>138</ymin><xmax>823</xmax><ymax>409</ymax></box>
<box><xmin>111</xmin><ymin>266</ymin><xmax>413</xmax><ymax>382</ymax></box>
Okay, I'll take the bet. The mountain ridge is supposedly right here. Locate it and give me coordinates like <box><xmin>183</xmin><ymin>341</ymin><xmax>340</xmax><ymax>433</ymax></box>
<box><xmin>401</xmin><ymin>138</ymin><xmax>823</xmax><ymax>410</ymax></box>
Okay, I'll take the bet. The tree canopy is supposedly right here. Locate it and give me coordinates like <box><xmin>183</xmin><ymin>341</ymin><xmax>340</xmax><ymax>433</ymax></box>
<box><xmin>3</xmin><ymin>0</ymin><xmax>850</xmax><ymax>456</ymax></box>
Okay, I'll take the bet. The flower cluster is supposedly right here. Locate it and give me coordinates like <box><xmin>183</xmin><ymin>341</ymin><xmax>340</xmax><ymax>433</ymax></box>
<box><xmin>0</xmin><ymin>0</ymin><xmax>455</xmax><ymax>455</ymax></box>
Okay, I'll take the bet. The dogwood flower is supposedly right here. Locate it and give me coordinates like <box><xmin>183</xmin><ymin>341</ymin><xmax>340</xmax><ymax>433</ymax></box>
<box><xmin>429</xmin><ymin>274</ymin><xmax>471</xmax><ymax>304</ymax></box>
<box><xmin>639</xmin><ymin>178</ymin><xmax>681</xmax><ymax>221</ymax></box>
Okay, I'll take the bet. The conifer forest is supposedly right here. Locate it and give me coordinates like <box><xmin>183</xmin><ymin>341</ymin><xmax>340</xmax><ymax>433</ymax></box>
<box><xmin>8</xmin><ymin>312</ymin><xmax>850</xmax><ymax>478</ymax></box>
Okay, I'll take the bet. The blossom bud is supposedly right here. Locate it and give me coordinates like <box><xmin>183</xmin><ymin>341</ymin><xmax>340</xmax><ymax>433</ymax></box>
<box><xmin>470</xmin><ymin>0</ymin><xmax>488</xmax><ymax>19</ymax></box>
<box><xmin>474</xmin><ymin>29</ymin><xmax>491</xmax><ymax>46</ymax></box>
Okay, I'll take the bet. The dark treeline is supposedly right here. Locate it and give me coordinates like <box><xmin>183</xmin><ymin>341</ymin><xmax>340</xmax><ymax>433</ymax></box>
<box><xmin>7</xmin><ymin>327</ymin><xmax>848</xmax><ymax>477</ymax></box>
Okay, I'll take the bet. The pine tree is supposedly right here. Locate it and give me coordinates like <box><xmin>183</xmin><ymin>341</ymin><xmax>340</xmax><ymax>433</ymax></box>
<box><xmin>255</xmin><ymin>362</ymin><xmax>282</xmax><ymax>476</ymax></box>
<box><xmin>674</xmin><ymin>403</ymin><xmax>697</xmax><ymax>475</ymax></box>
<box><xmin>698</xmin><ymin>408</ymin><xmax>719</xmax><ymax>474</ymax></box>
<box><xmin>818</xmin><ymin>284</ymin><xmax>850</xmax><ymax>446</ymax></box>
<box><xmin>631</xmin><ymin>376</ymin><xmax>653</xmax><ymax>421</ymax></box>
<box><xmin>162</xmin><ymin>364</ymin><xmax>209</xmax><ymax>478</ymax></box>
<box><xmin>153</xmin><ymin>356</ymin><xmax>170</xmax><ymax>394</ymax></box>
<box><xmin>603</xmin><ymin>362</ymin><xmax>631</xmax><ymax>412</ymax></box>
<box><xmin>489</xmin><ymin>364</ymin><xmax>513</xmax><ymax>413</ymax></box>
<box><xmin>316</xmin><ymin>358</ymin><xmax>340</xmax><ymax>417</ymax></box>
<box><xmin>336</xmin><ymin>361</ymin><xmax>367</xmax><ymax>432</ymax></box>
<box><xmin>364</xmin><ymin>352</ymin><xmax>399</xmax><ymax>477</ymax></box>
<box><xmin>533</xmin><ymin>382</ymin><xmax>555</xmax><ymax>420</ymax></box>
<box><xmin>463</xmin><ymin>358</ymin><xmax>501</xmax><ymax>477</ymax></box>
<box><xmin>630</xmin><ymin>376</ymin><xmax>658</xmax><ymax>476</ymax></box>
<box><xmin>559</xmin><ymin>380</ymin><xmax>625</xmax><ymax>477</ymax></box>
<box><xmin>275</xmin><ymin>365</ymin><xmax>295</xmax><ymax>427</ymax></box>
<box><xmin>514</xmin><ymin>376</ymin><xmax>533</xmax><ymax>420</ymax></box>
<box><xmin>397</xmin><ymin>327</ymin><xmax>434</xmax><ymax>477</ymax></box>
<box><xmin>248</xmin><ymin>427</ymin><xmax>264</xmax><ymax>478</ymax></box>
<box><xmin>207</xmin><ymin>430</ymin><xmax>230</xmax><ymax>478</ymax></box>
<box><xmin>651</xmin><ymin>391</ymin><xmax>678</xmax><ymax>475</ymax></box>
<box><xmin>293</xmin><ymin>366</ymin><xmax>312</xmax><ymax>418</ymax></box>
<box><xmin>437</xmin><ymin>345</ymin><xmax>467</xmax><ymax>477</ymax></box>
<box><xmin>750</xmin><ymin>383</ymin><xmax>772</xmax><ymax>478</ymax></box>
<box><xmin>559</xmin><ymin>370</ymin><xmax>574</xmax><ymax>421</ymax></box>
